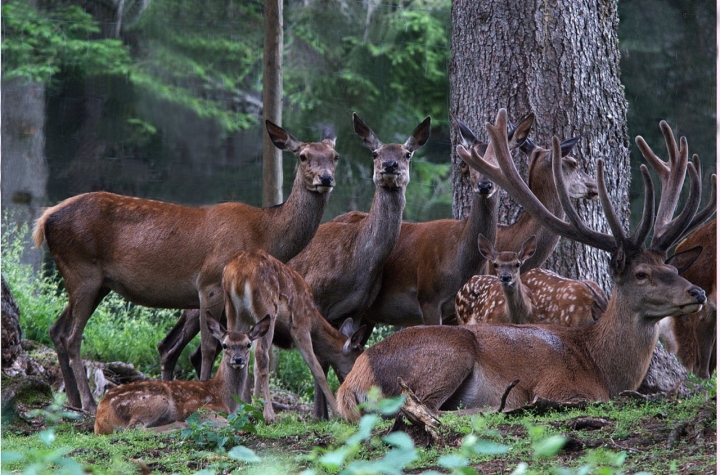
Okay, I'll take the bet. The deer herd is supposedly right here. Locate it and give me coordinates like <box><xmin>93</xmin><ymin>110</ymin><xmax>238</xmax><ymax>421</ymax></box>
<box><xmin>31</xmin><ymin>108</ymin><xmax>715</xmax><ymax>435</ymax></box>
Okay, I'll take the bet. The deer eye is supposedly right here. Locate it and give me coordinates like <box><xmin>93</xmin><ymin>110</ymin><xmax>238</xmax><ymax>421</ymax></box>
<box><xmin>222</xmin><ymin>343</ymin><xmax>228</xmax><ymax>350</ymax></box>
<box><xmin>334</xmin><ymin>154</ymin><xmax>340</xmax><ymax>162</ymax></box>
<box><xmin>636</xmin><ymin>272</ymin><xmax>648</xmax><ymax>280</ymax></box>
<box><xmin>246</xmin><ymin>342</ymin><xmax>252</xmax><ymax>348</ymax></box>
<box><xmin>405</xmin><ymin>152</ymin><xmax>412</xmax><ymax>159</ymax></box>
<box><xmin>493</xmin><ymin>263</ymin><xmax>498</xmax><ymax>269</ymax></box>
<box><xmin>515</xmin><ymin>263</ymin><xmax>521</xmax><ymax>268</ymax></box>
<box><xmin>299</xmin><ymin>153</ymin><xmax>307</xmax><ymax>162</ymax></box>
<box><xmin>372</xmin><ymin>151</ymin><xmax>378</xmax><ymax>158</ymax></box>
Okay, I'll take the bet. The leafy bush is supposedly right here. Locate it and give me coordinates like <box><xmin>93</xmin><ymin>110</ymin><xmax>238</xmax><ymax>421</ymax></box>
<box><xmin>180</xmin><ymin>398</ymin><xmax>264</xmax><ymax>453</ymax></box>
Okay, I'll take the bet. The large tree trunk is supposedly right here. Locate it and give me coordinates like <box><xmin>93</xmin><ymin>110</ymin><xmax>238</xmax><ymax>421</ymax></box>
<box><xmin>449</xmin><ymin>0</ymin><xmax>630</xmax><ymax>292</ymax></box>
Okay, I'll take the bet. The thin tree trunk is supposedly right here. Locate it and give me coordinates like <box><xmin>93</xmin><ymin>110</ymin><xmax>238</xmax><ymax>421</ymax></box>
<box><xmin>449</xmin><ymin>0</ymin><xmax>630</xmax><ymax>293</ymax></box>
<box><xmin>262</xmin><ymin>0</ymin><xmax>284</xmax><ymax>207</ymax></box>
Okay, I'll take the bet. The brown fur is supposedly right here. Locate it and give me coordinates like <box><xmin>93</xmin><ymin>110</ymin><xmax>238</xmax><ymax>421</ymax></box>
<box><xmin>33</xmin><ymin>122</ymin><xmax>339</xmax><ymax>413</ymax></box>
<box><xmin>94</xmin><ymin>315</ymin><xmax>269</xmax><ymax>434</ymax></box>
<box><xmin>659</xmin><ymin>219</ymin><xmax>716</xmax><ymax>378</ymax></box>
<box><xmin>222</xmin><ymin>250</ymin><xmax>365</xmax><ymax>422</ymax></box>
<box><xmin>338</xmin><ymin>111</ymin><xmax>710</xmax><ymax>421</ymax></box>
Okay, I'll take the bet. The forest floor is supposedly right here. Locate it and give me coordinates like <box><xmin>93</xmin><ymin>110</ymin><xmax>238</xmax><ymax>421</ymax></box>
<box><xmin>1</xmin><ymin>341</ymin><xmax>717</xmax><ymax>475</ymax></box>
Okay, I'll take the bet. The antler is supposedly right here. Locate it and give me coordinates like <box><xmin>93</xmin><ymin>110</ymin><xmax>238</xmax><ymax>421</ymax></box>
<box><xmin>635</xmin><ymin>122</ymin><xmax>708</xmax><ymax>251</ymax></box>
<box><xmin>457</xmin><ymin>109</ymin><xmax>617</xmax><ymax>253</ymax></box>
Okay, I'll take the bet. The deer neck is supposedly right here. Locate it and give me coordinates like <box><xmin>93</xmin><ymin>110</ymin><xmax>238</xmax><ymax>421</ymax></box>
<box><xmin>309</xmin><ymin>313</ymin><xmax>351</xmax><ymax>378</ymax></box>
<box><xmin>501</xmin><ymin>281</ymin><xmax>534</xmax><ymax>323</ymax></box>
<box><xmin>264</xmin><ymin>171</ymin><xmax>330</xmax><ymax>262</ymax></box>
<box><xmin>585</xmin><ymin>290</ymin><xmax>660</xmax><ymax>396</ymax></box>
<box><xmin>511</xmin><ymin>153</ymin><xmax>565</xmax><ymax>270</ymax></box>
<box><xmin>458</xmin><ymin>191</ymin><xmax>499</xmax><ymax>275</ymax></box>
<box><xmin>358</xmin><ymin>185</ymin><xmax>406</xmax><ymax>267</ymax></box>
<box><xmin>210</xmin><ymin>361</ymin><xmax>247</xmax><ymax>413</ymax></box>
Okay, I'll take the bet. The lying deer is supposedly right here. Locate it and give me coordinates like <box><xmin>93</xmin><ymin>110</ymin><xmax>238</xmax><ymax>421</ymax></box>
<box><xmin>659</xmin><ymin>218</ymin><xmax>716</xmax><ymax>378</ymax></box>
<box><xmin>156</xmin><ymin>114</ymin><xmax>427</xmax><ymax>419</ymax></box>
<box><xmin>33</xmin><ymin>121</ymin><xmax>339</xmax><ymax>413</ymax></box>
<box><xmin>456</xmin><ymin>234</ymin><xmax>606</xmax><ymax>325</ymax></box>
<box><xmin>94</xmin><ymin>313</ymin><xmax>270</xmax><ymax>435</ymax></box>
<box><xmin>337</xmin><ymin>110</ymin><xmax>713</xmax><ymax>420</ymax></box>
<box><xmin>222</xmin><ymin>249</ymin><xmax>366</xmax><ymax>423</ymax></box>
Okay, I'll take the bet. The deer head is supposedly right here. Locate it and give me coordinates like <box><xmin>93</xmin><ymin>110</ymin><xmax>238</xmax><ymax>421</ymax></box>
<box><xmin>478</xmin><ymin>234</ymin><xmax>536</xmax><ymax>288</ymax></box>
<box><xmin>352</xmin><ymin>113</ymin><xmax>430</xmax><ymax>191</ymax></box>
<box><xmin>452</xmin><ymin>112</ymin><xmax>535</xmax><ymax>198</ymax></box>
<box><xmin>207</xmin><ymin>312</ymin><xmax>271</xmax><ymax>372</ymax></box>
<box><xmin>266</xmin><ymin>120</ymin><xmax>338</xmax><ymax>193</ymax></box>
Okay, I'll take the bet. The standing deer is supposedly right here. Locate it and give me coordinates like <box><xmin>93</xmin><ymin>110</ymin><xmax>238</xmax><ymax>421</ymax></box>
<box><xmin>222</xmin><ymin>249</ymin><xmax>366</xmax><ymax>423</ymax></box>
<box><xmin>338</xmin><ymin>111</ymin><xmax>535</xmax><ymax>336</ymax></box>
<box><xmin>33</xmin><ymin>121</ymin><xmax>339</xmax><ymax>413</ymax></box>
<box><xmin>456</xmin><ymin>234</ymin><xmax>607</xmax><ymax>326</ymax></box>
<box><xmin>337</xmin><ymin>110</ymin><xmax>713</xmax><ymax>420</ymax></box>
<box><xmin>349</xmin><ymin>110</ymin><xmax>598</xmax><ymax>338</ymax></box>
<box><xmin>156</xmin><ymin>114</ymin><xmax>428</xmax><ymax>419</ymax></box>
<box><xmin>94</xmin><ymin>313</ymin><xmax>271</xmax><ymax>435</ymax></box>
<box><xmin>659</xmin><ymin>218</ymin><xmax>716</xmax><ymax>378</ymax></box>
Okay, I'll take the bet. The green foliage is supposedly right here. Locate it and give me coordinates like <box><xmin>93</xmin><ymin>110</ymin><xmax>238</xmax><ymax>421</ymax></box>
<box><xmin>0</xmin><ymin>394</ymin><xmax>85</xmax><ymax>475</ymax></box>
<box><xmin>180</xmin><ymin>400</ymin><xmax>264</xmax><ymax>453</ymax></box>
<box><xmin>128</xmin><ymin>0</ymin><xmax>263</xmax><ymax>132</ymax></box>
<box><xmin>1</xmin><ymin>1</ymin><xmax>131</xmax><ymax>82</ymax></box>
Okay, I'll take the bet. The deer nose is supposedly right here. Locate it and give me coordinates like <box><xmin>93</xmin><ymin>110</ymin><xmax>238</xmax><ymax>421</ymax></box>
<box><xmin>499</xmin><ymin>274</ymin><xmax>513</xmax><ymax>283</ymax></box>
<box><xmin>383</xmin><ymin>161</ymin><xmax>398</xmax><ymax>173</ymax></box>
<box><xmin>477</xmin><ymin>181</ymin><xmax>494</xmax><ymax>195</ymax></box>
<box><xmin>689</xmin><ymin>287</ymin><xmax>706</xmax><ymax>304</ymax></box>
<box><xmin>233</xmin><ymin>356</ymin><xmax>245</xmax><ymax>366</ymax></box>
<box><xmin>319</xmin><ymin>175</ymin><xmax>333</xmax><ymax>187</ymax></box>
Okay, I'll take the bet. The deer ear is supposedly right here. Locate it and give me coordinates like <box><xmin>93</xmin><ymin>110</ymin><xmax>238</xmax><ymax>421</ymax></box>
<box><xmin>610</xmin><ymin>247</ymin><xmax>627</xmax><ymax>278</ymax></box>
<box><xmin>206</xmin><ymin>311</ymin><xmax>226</xmax><ymax>342</ymax></box>
<box><xmin>249</xmin><ymin>314</ymin><xmax>272</xmax><ymax>340</ymax></box>
<box><xmin>405</xmin><ymin>116</ymin><xmax>431</xmax><ymax>152</ymax></box>
<box><xmin>477</xmin><ymin>234</ymin><xmax>496</xmax><ymax>261</ymax></box>
<box><xmin>666</xmin><ymin>245</ymin><xmax>702</xmax><ymax>275</ymax></box>
<box><xmin>520</xmin><ymin>235</ymin><xmax>537</xmax><ymax>262</ymax></box>
<box><xmin>321</xmin><ymin>125</ymin><xmax>337</xmax><ymax>147</ymax></box>
<box><xmin>339</xmin><ymin>318</ymin><xmax>355</xmax><ymax>338</ymax></box>
<box><xmin>560</xmin><ymin>136</ymin><xmax>581</xmax><ymax>157</ymax></box>
<box><xmin>266</xmin><ymin>120</ymin><xmax>303</xmax><ymax>153</ymax></box>
<box><xmin>343</xmin><ymin>325</ymin><xmax>367</xmax><ymax>354</ymax></box>
<box><xmin>590</xmin><ymin>300</ymin><xmax>604</xmax><ymax>321</ymax></box>
<box><xmin>508</xmin><ymin>112</ymin><xmax>534</xmax><ymax>149</ymax></box>
<box><xmin>353</xmin><ymin>113</ymin><xmax>382</xmax><ymax>151</ymax></box>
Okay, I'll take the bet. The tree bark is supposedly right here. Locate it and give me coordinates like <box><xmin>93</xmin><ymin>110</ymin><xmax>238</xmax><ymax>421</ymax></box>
<box><xmin>450</xmin><ymin>0</ymin><xmax>630</xmax><ymax>292</ymax></box>
<box><xmin>262</xmin><ymin>0</ymin><xmax>284</xmax><ymax>207</ymax></box>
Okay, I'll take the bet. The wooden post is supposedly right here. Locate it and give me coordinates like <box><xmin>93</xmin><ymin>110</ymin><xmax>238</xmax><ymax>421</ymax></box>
<box><xmin>262</xmin><ymin>0</ymin><xmax>283</xmax><ymax>207</ymax></box>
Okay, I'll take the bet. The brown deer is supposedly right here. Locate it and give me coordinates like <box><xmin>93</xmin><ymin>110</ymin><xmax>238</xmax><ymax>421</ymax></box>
<box><xmin>94</xmin><ymin>313</ymin><xmax>271</xmax><ymax>435</ymax></box>
<box><xmin>456</xmin><ymin>234</ymin><xmax>607</xmax><ymax>326</ymax></box>
<box><xmin>659</xmin><ymin>218</ymin><xmax>716</xmax><ymax>378</ymax></box>
<box><xmin>337</xmin><ymin>111</ymin><xmax>535</xmax><ymax>336</ymax></box>
<box><xmin>156</xmin><ymin>114</ymin><xmax>428</xmax><ymax>419</ymax></box>
<box><xmin>349</xmin><ymin>110</ymin><xmax>598</xmax><ymax>337</ymax></box>
<box><xmin>222</xmin><ymin>249</ymin><xmax>366</xmax><ymax>423</ymax></box>
<box><xmin>33</xmin><ymin>121</ymin><xmax>339</xmax><ymax>413</ymax></box>
<box><xmin>336</xmin><ymin>110</ymin><xmax>712</xmax><ymax>420</ymax></box>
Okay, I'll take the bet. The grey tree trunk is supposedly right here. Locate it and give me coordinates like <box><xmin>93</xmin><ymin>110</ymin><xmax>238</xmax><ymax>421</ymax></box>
<box><xmin>262</xmin><ymin>0</ymin><xmax>284</xmax><ymax>207</ymax></box>
<box><xmin>449</xmin><ymin>0</ymin><xmax>630</xmax><ymax>293</ymax></box>
<box><xmin>0</xmin><ymin>78</ymin><xmax>49</xmax><ymax>272</ymax></box>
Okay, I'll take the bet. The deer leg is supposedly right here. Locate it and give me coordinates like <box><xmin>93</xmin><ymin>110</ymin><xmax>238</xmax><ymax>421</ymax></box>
<box><xmin>253</xmin><ymin>319</ymin><xmax>276</xmax><ymax>422</ymax></box>
<box><xmin>62</xmin><ymin>284</ymin><xmax>110</xmax><ymax>413</ymax></box>
<box><xmin>293</xmin><ymin>331</ymin><xmax>338</xmax><ymax>418</ymax></box>
<box><xmin>198</xmin><ymin>288</ymin><xmax>224</xmax><ymax>381</ymax></box>
<box><xmin>190</xmin><ymin>340</ymin><xmax>221</xmax><ymax>379</ymax></box>
<box><xmin>420</xmin><ymin>301</ymin><xmax>443</xmax><ymax>326</ymax></box>
<box><xmin>313</xmin><ymin>362</ymin><xmax>330</xmax><ymax>420</ymax></box>
<box><xmin>158</xmin><ymin>309</ymin><xmax>198</xmax><ymax>380</ymax></box>
<box><xmin>49</xmin><ymin>305</ymin><xmax>81</xmax><ymax>409</ymax></box>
